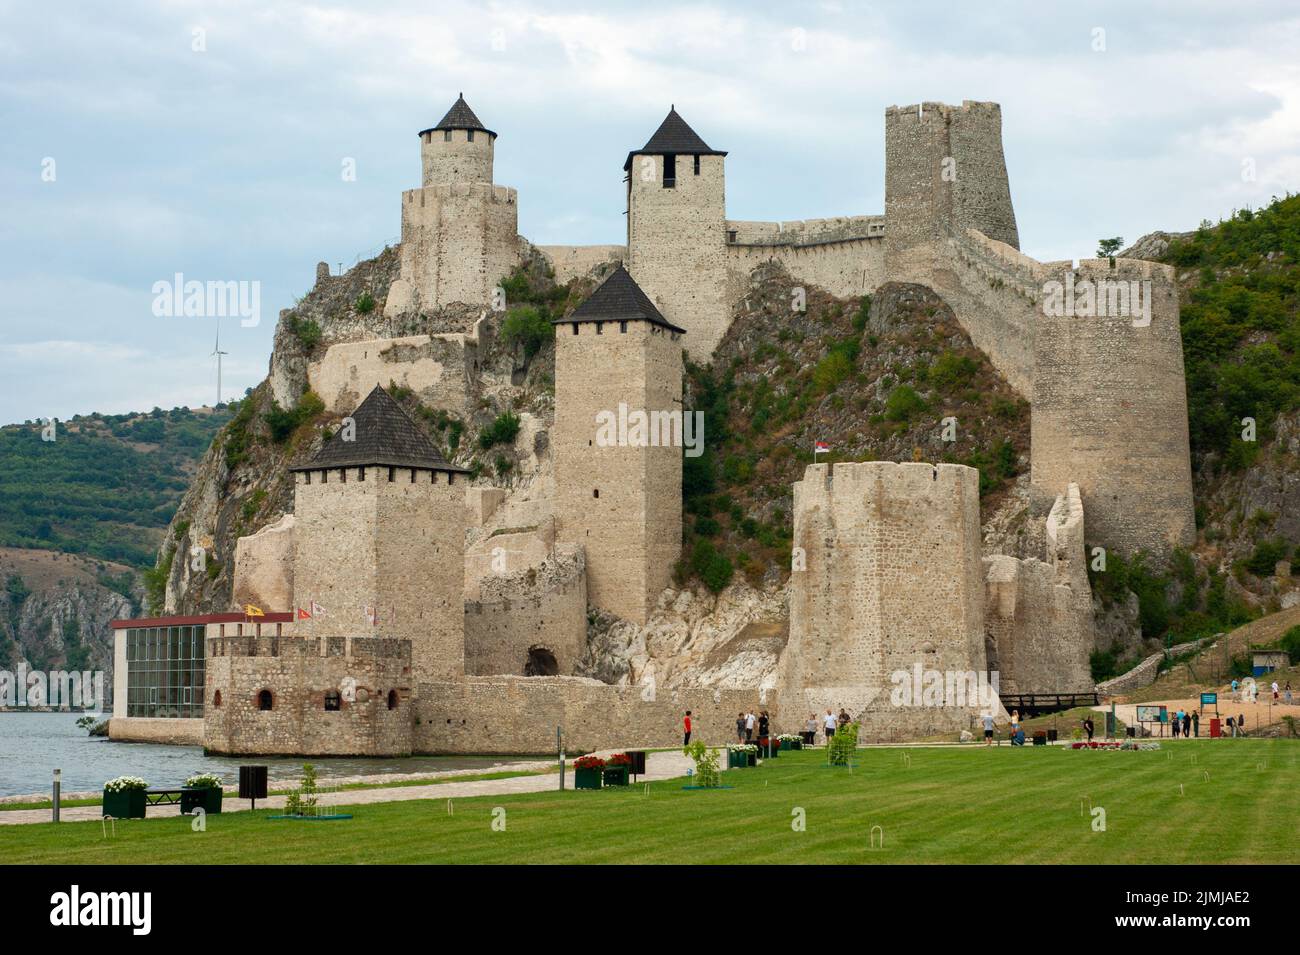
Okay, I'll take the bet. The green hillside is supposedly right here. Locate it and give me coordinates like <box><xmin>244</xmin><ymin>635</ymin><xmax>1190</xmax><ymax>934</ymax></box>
<box><xmin>0</xmin><ymin>406</ymin><xmax>230</xmax><ymax>568</ymax></box>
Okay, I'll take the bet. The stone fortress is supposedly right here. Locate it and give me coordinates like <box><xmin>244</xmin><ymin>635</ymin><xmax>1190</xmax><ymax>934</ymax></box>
<box><xmin>112</xmin><ymin>95</ymin><xmax>1198</xmax><ymax>756</ymax></box>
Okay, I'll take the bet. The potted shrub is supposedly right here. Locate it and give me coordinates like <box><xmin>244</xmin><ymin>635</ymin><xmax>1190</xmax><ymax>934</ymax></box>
<box><xmin>603</xmin><ymin>753</ymin><xmax>632</xmax><ymax>787</ymax></box>
<box><xmin>778</xmin><ymin>733</ymin><xmax>802</xmax><ymax>751</ymax></box>
<box><xmin>181</xmin><ymin>773</ymin><xmax>224</xmax><ymax>814</ymax></box>
<box><xmin>573</xmin><ymin>755</ymin><xmax>605</xmax><ymax>790</ymax></box>
<box><xmin>102</xmin><ymin>776</ymin><xmax>148</xmax><ymax>819</ymax></box>
<box><xmin>727</xmin><ymin>744</ymin><xmax>756</xmax><ymax>768</ymax></box>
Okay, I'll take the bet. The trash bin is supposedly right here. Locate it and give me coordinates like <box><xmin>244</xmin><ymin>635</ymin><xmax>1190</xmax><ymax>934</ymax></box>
<box><xmin>1126</xmin><ymin>726</ymin><xmax>1136</xmax><ymax>738</ymax></box>
<box><xmin>1047</xmin><ymin>729</ymin><xmax>1058</xmax><ymax>742</ymax></box>
<box><xmin>1209</xmin><ymin>718</ymin><xmax>1221</xmax><ymax>738</ymax></box>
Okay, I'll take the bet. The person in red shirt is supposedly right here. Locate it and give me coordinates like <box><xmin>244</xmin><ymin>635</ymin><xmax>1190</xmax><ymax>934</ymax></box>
<box><xmin>683</xmin><ymin>711</ymin><xmax>692</xmax><ymax>746</ymax></box>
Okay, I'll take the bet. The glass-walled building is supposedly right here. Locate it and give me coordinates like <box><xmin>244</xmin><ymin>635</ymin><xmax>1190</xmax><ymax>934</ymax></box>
<box><xmin>109</xmin><ymin>613</ymin><xmax>294</xmax><ymax>743</ymax></box>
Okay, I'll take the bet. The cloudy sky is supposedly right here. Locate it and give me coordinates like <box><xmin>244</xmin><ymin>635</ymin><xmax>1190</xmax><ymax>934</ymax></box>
<box><xmin>2</xmin><ymin>0</ymin><xmax>1298</xmax><ymax>425</ymax></box>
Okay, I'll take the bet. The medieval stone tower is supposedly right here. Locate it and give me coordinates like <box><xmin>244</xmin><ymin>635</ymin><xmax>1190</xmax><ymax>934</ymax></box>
<box><xmin>1030</xmin><ymin>259</ymin><xmax>1196</xmax><ymax>558</ymax></box>
<box><xmin>289</xmin><ymin>386</ymin><xmax>468</xmax><ymax>683</ymax></box>
<box><xmin>883</xmin><ymin>100</ymin><xmax>1019</xmax><ymax>283</ymax></box>
<box><xmin>552</xmin><ymin>266</ymin><xmax>685</xmax><ymax>625</ymax></box>
<box><xmin>384</xmin><ymin>94</ymin><xmax>521</xmax><ymax>316</ymax></box>
<box><xmin>624</xmin><ymin>107</ymin><xmax>730</xmax><ymax>358</ymax></box>
<box><xmin>777</xmin><ymin>462</ymin><xmax>990</xmax><ymax>738</ymax></box>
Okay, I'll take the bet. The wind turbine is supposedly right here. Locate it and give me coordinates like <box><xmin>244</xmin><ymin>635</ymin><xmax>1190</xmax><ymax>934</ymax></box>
<box><xmin>212</xmin><ymin>324</ymin><xmax>228</xmax><ymax>407</ymax></box>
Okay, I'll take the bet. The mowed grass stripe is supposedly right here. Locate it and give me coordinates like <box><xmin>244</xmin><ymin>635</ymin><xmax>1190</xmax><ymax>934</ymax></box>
<box><xmin>3</xmin><ymin>741</ymin><xmax>1295</xmax><ymax>864</ymax></box>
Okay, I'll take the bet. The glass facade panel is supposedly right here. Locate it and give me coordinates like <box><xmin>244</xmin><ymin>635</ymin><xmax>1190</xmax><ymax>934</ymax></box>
<box><xmin>124</xmin><ymin>625</ymin><xmax>205</xmax><ymax>718</ymax></box>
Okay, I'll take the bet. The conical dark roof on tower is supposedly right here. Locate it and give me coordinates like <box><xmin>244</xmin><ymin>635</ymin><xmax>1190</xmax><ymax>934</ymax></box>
<box><xmin>419</xmin><ymin>93</ymin><xmax>496</xmax><ymax>138</ymax></box>
<box><xmin>553</xmin><ymin>265</ymin><xmax>685</xmax><ymax>333</ymax></box>
<box><xmin>624</xmin><ymin>106</ymin><xmax>726</xmax><ymax>170</ymax></box>
<box><xmin>291</xmin><ymin>386</ymin><xmax>466</xmax><ymax>472</ymax></box>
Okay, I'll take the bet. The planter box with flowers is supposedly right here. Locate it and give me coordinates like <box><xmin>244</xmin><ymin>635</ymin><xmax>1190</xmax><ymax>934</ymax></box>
<box><xmin>181</xmin><ymin>773</ymin><xmax>224</xmax><ymax>814</ymax></box>
<box><xmin>777</xmin><ymin>734</ymin><xmax>802</xmax><ymax>751</ymax></box>
<box><xmin>758</xmin><ymin>736</ymin><xmax>779</xmax><ymax>758</ymax></box>
<box><xmin>602</xmin><ymin>753</ymin><xmax>632</xmax><ymax>787</ymax></box>
<box><xmin>727</xmin><ymin>744</ymin><xmax>757</xmax><ymax>768</ymax></box>
<box><xmin>573</xmin><ymin>755</ymin><xmax>605</xmax><ymax>790</ymax></box>
<box><xmin>102</xmin><ymin>776</ymin><xmax>148</xmax><ymax>819</ymax></box>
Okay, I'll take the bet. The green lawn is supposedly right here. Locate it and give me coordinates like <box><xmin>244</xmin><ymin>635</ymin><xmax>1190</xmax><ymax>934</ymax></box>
<box><xmin>5</xmin><ymin>741</ymin><xmax>1296</xmax><ymax>864</ymax></box>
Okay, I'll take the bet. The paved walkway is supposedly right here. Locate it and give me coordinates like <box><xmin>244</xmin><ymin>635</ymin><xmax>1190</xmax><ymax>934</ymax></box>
<box><xmin>0</xmin><ymin>750</ymin><xmax>694</xmax><ymax>826</ymax></box>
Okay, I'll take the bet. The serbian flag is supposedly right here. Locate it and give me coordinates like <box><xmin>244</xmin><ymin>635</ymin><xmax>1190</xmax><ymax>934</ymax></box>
<box><xmin>243</xmin><ymin>604</ymin><xmax>265</xmax><ymax>618</ymax></box>
<box><xmin>296</xmin><ymin>607</ymin><xmax>312</xmax><ymax>620</ymax></box>
<box><xmin>814</xmin><ymin>441</ymin><xmax>830</xmax><ymax>453</ymax></box>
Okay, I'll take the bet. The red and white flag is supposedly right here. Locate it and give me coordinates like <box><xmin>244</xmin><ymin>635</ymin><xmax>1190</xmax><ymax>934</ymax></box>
<box><xmin>814</xmin><ymin>440</ymin><xmax>830</xmax><ymax>453</ymax></box>
<box><xmin>364</xmin><ymin>606</ymin><xmax>378</xmax><ymax>626</ymax></box>
<box><xmin>310</xmin><ymin>600</ymin><xmax>326</xmax><ymax>617</ymax></box>
<box><xmin>296</xmin><ymin>607</ymin><xmax>311</xmax><ymax>620</ymax></box>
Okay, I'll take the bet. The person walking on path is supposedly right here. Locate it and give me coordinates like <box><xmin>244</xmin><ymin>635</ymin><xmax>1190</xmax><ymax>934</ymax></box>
<box><xmin>1285</xmin><ymin>682</ymin><xmax>1293</xmax><ymax>705</ymax></box>
<box><xmin>1083</xmin><ymin>716</ymin><xmax>1095</xmax><ymax>742</ymax></box>
<box><xmin>1192</xmin><ymin>709</ymin><xmax>1200</xmax><ymax>737</ymax></box>
<box><xmin>1272</xmin><ymin>680</ymin><xmax>1280</xmax><ymax>702</ymax></box>
<box><xmin>683</xmin><ymin>711</ymin><xmax>692</xmax><ymax>746</ymax></box>
<box><xmin>804</xmin><ymin>714</ymin><xmax>818</xmax><ymax>745</ymax></box>
<box><xmin>1231</xmin><ymin>677</ymin><xmax>1239</xmax><ymax>701</ymax></box>
<box><xmin>1182</xmin><ymin>711</ymin><xmax>1192</xmax><ymax>738</ymax></box>
<box><xmin>981</xmin><ymin>712</ymin><xmax>996</xmax><ymax>745</ymax></box>
<box><xmin>823</xmin><ymin>709</ymin><xmax>837</xmax><ymax>745</ymax></box>
<box><xmin>837</xmin><ymin>707</ymin><xmax>851</xmax><ymax>731</ymax></box>
<box><xmin>735</xmin><ymin>712</ymin><xmax>746</xmax><ymax>744</ymax></box>
<box><xmin>745</xmin><ymin>710</ymin><xmax>755</xmax><ymax>742</ymax></box>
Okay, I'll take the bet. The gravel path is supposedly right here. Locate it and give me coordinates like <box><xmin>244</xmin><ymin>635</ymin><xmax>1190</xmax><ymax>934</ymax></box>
<box><xmin>0</xmin><ymin>750</ymin><xmax>695</xmax><ymax>826</ymax></box>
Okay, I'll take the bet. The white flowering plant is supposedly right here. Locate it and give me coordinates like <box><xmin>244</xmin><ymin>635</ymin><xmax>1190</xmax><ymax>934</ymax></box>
<box><xmin>184</xmin><ymin>772</ymin><xmax>223</xmax><ymax>789</ymax></box>
<box><xmin>103</xmin><ymin>775</ymin><xmax>148</xmax><ymax>793</ymax></box>
<box><xmin>777</xmin><ymin>734</ymin><xmax>802</xmax><ymax>742</ymax></box>
<box><xmin>728</xmin><ymin>743</ymin><xmax>758</xmax><ymax>753</ymax></box>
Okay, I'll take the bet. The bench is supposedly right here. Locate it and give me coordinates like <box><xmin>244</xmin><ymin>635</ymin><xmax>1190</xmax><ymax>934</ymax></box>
<box><xmin>145</xmin><ymin>788</ymin><xmax>184</xmax><ymax>807</ymax></box>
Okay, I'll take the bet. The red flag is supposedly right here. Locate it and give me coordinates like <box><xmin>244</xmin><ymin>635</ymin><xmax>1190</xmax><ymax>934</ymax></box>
<box><xmin>297</xmin><ymin>607</ymin><xmax>312</xmax><ymax>620</ymax></box>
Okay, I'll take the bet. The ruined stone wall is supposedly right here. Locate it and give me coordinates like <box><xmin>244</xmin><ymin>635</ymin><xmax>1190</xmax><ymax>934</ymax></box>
<box><xmin>1031</xmin><ymin>259</ymin><xmax>1196</xmax><ymax>561</ymax></box>
<box><xmin>203</xmin><ymin>635</ymin><xmax>413</xmax><ymax>756</ymax></box>
<box><xmin>107</xmin><ymin>717</ymin><xmax>204</xmax><ymax>745</ymax></box>
<box><xmin>308</xmin><ymin>334</ymin><xmax>478</xmax><ymax>416</ymax></box>
<box><xmin>627</xmin><ymin>153</ymin><xmax>728</xmax><ymax>357</ymax></box>
<box><xmin>292</xmin><ymin>465</ymin><xmax>466</xmax><ymax>683</ymax></box>
<box><xmin>536</xmin><ymin>245</ymin><xmax>625</xmax><ymax>285</ymax></box>
<box><xmin>385</xmin><ymin>183</ymin><xmax>521</xmax><ymax>315</ymax></box>
<box><xmin>464</xmin><ymin>545</ymin><xmax>587</xmax><ymax>677</ymax></box>
<box><xmin>777</xmin><ymin>462</ymin><xmax>989</xmax><ymax>740</ymax></box>
<box><xmin>553</xmin><ymin>319</ymin><xmax>683</xmax><ymax>624</ymax></box>
<box><xmin>984</xmin><ymin>485</ymin><xmax>1094</xmax><ymax>694</ymax></box>
<box><xmin>413</xmin><ymin>677</ymin><xmax>767</xmax><ymax>754</ymax></box>
<box><xmin>231</xmin><ymin>513</ymin><xmax>295</xmax><ymax>612</ymax></box>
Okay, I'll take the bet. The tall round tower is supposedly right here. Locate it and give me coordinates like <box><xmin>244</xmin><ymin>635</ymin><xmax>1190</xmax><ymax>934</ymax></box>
<box><xmin>419</xmin><ymin>93</ymin><xmax>496</xmax><ymax>186</ymax></box>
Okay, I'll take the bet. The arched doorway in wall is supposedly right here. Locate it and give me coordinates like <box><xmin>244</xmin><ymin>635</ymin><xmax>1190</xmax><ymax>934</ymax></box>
<box><xmin>257</xmin><ymin>689</ymin><xmax>273</xmax><ymax>711</ymax></box>
<box><xmin>387</xmin><ymin>689</ymin><xmax>398</xmax><ymax>710</ymax></box>
<box><xmin>524</xmin><ymin>646</ymin><xmax>559</xmax><ymax>676</ymax></box>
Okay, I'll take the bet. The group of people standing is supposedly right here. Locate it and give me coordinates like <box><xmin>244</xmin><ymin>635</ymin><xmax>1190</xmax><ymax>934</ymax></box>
<box><xmin>1169</xmin><ymin>708</ymin><xmax>1199</xmax><ymax>737</ymax></box>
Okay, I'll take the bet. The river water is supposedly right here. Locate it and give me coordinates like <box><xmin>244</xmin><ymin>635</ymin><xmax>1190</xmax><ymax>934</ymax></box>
<box><xmin>0</xmin><ymin>712</ymin><xmax>532</xmax><ymax>797</ymax></box>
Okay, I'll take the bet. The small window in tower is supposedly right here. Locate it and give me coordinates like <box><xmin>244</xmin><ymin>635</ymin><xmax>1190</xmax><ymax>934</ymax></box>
<box><xmin>467</xmin><ymin>129</ymin><xmax>475</xmax><ymax>142</ymax></box>
<box><xmin>257</xmin><ymin>689</ymin><xmax>273</xmax><ymax>711</ymax></box>
<box><xmin>340</xmin><ymin>468</ymin><xmax>347</xmax><ymax>483</ymax></box>
<box><xmin>324</xmin><ymin>690</ymin><xmax>341</xmax><ymax>711</ymax></box>
<box><xmin>448</xmin><ymin>472</ymin><xmax>455</xmax><ymax>485</ymax></box>
<box><xmin>321</xmin><ymin>470</ymin><xmax>328</xmax><ymax>484</ymax></box>
<box><xmin>572</xmin><ymin>324</ymin><xmax>578</xmax><ymax>335</ymax></box>
<box><xmin>410</xmin><ymin>469</ymin><xmax>417</xmax><ymax>483</ymax></box>
<box><xmin>358</xmin><ymin>467</ymin><xmax>366</xmax><ymax>481</ymax></box>
<box><xmin>596</xmin><ymin>323</ymin><xmax>603</xmax><ymax>335</ymax></box>
<box><xmin>388</xmin><ymin>467</ymin><xmax>395</xmax><ymax>482</ymax></box>
<box><xmin>693</xmin><ymin>154</ymin><xmax>701</xmax><ymax>175</ymax></box>
<box><xmin>620</xmin><ymin>321</ymin><xmax>627</xmax><ymax>333</ymax></box>
<box><xmin>727</xmin><ymin>229</ymin><xmax>738</xmax><ymax>244</ymax></box>
<box><xmin>387</xmin><ymin>689</ymin><xmax>399</xmax><ymax>710</ymax></box>
<box><xmin>304</xmin><ymin>471</ymin><xmax>312</xmax><ymax>485</ymax></box>
<box><xmin>663</xmin><ymin>154</ymin><xmax>676</xmax><ymax>188</ymax></box>
<box><xmin>593</xmin><ymin>489</ymin><xmax>599</xmax><ymax>499</ymax></box>
<box><xmin>443</xmin><ymin>129</ymin><xmax>451</xmax><ymax>142</ymax></box>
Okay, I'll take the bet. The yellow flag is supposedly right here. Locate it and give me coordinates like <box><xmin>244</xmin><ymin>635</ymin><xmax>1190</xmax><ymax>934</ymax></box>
<box><xmin>244</xmin><ymin>604</ymin><xmax>265</xmax><ymax>618</ymax></box>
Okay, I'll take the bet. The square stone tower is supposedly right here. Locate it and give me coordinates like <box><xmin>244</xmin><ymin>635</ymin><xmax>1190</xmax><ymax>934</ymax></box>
<box><xmin>624</xmin><ymin>107</ymin><xmax>730</xmax><ymax>358</ymax></box>
<box><xmin>776</xmin><ymin>462</ymin><xmax>990</xmax><ymax>739</ymax></box>
<box><xmin>385</xmin><ymin>95</ymin><xmax>521</xmax><ymax>316</ymax></box>
<box><xmin>290</xmin><ymin>385</ymin><xmax>468</xmax><ymax>682</ymax></box>
<box><xmin>552</xmin><ymin>266</ymin><xmax>685</xmax><ymax>625</ymax></box>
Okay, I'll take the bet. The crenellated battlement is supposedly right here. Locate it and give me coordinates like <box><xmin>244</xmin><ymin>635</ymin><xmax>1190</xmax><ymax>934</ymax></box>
<box><xmin>207</xmin><ymin>635</ymin><xmax>412</xmax><ymax>660</ymax></box>
<box><xmin>885</xmin><ymin>99</ymin><xmax>1004</xmax><ymax>124</ymax></box>
<box><xmin>726</xmin><ymin>215</ymin><xmax>886</xmax><ymax>247</ymax></box>
<box><xmin>401</xmin><ymin>183</ymin><xmax>517</xmax><ymax>205</ymax></box>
